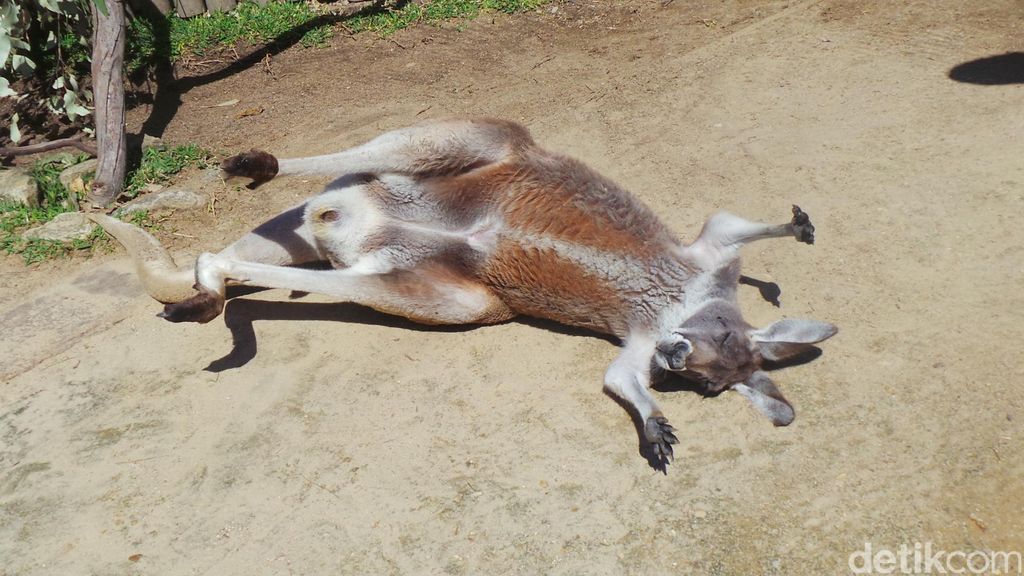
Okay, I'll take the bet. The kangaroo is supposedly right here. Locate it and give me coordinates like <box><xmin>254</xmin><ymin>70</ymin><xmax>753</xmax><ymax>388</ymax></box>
<box><xmin>90</xmin><ymin>117</ymin><xmax>837</xmax><ymax>468</ymax></box>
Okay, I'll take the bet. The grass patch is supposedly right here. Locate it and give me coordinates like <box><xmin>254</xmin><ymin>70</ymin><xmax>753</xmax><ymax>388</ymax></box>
<box><xmin>127</xmin><ymin>0</ymin><xmax>546</xmax><ymax>72</ymax></box>
<box><xmin>347</xmin><ymin>0</ymin><xmax>546</xmax><ymax>35</ymax></box>
<box><xmin>126</xmin><ymin>143</ymin><xmax>213</xmax><ymax>198</ymax></box>
<box><xmin>1</xmin><ymin>145</ymin><xmax>209</xmax><ymax>265</ymax></box>
<box><xmin>128</xmin><ymin>0</ymin><xmax>332</xmax><ymax>71</ymax></box>
<box><xmin>1</xmin><ymin>155</ymin><xmax>93</xmax><ymax>264</ymax></box>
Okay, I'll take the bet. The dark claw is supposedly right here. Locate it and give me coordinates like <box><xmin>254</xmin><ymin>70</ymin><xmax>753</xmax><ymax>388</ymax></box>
<box><xmin>158</xmin><ymin>290</ymin><xmax>225</xmax><ymax>324</ymax></box>
<box><xmin>791</xmin><ymin>204</ymin><xmax>815</xmax><ymax>245</ymax></box>
<box><xmin>645</xmin><ymin>416</ymin><xmax>680</xmax><ymax>467</ymax></box>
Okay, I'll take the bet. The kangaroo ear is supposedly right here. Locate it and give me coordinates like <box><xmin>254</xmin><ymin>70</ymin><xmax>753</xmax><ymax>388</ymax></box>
<box><xmin>654</xmin><ymin>334</ymin><xmax>693</xmax><ymax>371</ymax></box>
<box><xmin>750</xmin><ymin>318</ymin><xmax>837</xmax><ymax>361</ymax></box>
<box><xmin>733</xmin><ymin>371</ymin><xmax>794</xmax><ymax>426</ymax></box>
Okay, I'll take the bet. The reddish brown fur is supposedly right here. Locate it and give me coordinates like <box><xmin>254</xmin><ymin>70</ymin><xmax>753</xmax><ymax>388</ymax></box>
<box><xmin>479</xmin><ymin>239</ymin><xmax>628</xmax><ymax>334</ymax></box>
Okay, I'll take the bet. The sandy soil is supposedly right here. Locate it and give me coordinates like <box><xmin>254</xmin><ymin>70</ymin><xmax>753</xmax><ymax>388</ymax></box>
<box><xmin>3</xmin><ymin>0</ymin><xmax>1023</xmax><ymax>574</ymax></box>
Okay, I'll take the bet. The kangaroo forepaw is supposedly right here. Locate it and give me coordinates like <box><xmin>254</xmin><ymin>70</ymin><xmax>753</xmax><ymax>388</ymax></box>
<box><xmin>644</xmin><ymin>416</ymin><xmax>679</xmax><ymax>467</ymax></box>
<box><xmin>157</xmin><ymin>289</ymin><xmax>225</xmax><ymax>324</ymax></box>
<box><xmin>791</xmin><ymin>205</ymin><xmax>815</xmax><ymax>245</ymax></box>
<box><xmin>221</xmin><ymin>149</ymin><xmax>279</xmax><ymax>187</ymax></box>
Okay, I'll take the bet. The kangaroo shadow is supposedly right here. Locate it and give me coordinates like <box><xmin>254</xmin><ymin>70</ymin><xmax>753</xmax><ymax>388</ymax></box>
<box><xmin>205</xmin><ymin>296</ymin><xmax>477</xmax><ymax>372</ymax></box>
<box><xmin>205</xmin><ymin>293</ymin><xmax>619</xmax><ymax>373</ymax></box>
<box><xmin>129</xmin><ymin>0</ymin><xmax>400</xmax><ymax>142</ymax></box>
<box><xmin>948</xmin><ymin>52</ymin><xmax>1024</xmax><ymax>85</ymax></box>
<box><xmin>203</xmin><ymin>275</ymin><xmax>814</xmax><ymax>472</ymax></box>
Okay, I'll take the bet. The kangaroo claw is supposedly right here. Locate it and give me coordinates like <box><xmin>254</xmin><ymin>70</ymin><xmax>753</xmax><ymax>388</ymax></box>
<box><xmin>791</xmin><ymin>205</ymin><xmax>815</xmax><ymax>245</ymax></box>
<box><xmin>644</xmin><ymin>416</ymin><xmax>679</xmax><ymax>468</ymax></box>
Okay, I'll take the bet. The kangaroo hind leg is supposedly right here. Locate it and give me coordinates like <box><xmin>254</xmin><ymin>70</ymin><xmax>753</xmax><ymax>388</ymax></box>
<box><xmin>222</xmin><ymin>118</ymin><xmax>534</xmax><ymax>186</ymax></box>
<box><xmin>160</xmin><ymin>257</ymin><xmax>514</xmax><ymax>325</ymax></box>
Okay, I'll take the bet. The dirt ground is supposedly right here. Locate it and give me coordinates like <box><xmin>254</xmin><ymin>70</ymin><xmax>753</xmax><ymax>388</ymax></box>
<box><xmin>3</xmin><ymin>0</ymin><xmax>1023</xmax><ymax>574</ymax></box>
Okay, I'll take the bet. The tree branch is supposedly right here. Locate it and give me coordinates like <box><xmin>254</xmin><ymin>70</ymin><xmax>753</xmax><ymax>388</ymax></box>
<box><xmin>0</xmin><ymin>135</ymin><xmax>98</xmax><ymax>158</ymax></box>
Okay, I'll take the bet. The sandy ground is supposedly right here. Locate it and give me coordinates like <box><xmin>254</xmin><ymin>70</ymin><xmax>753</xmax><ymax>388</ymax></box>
<box><xmin>3</xmin><ymin>0</ymin><xmax>1023</xmax><ymax>574</ymax></box>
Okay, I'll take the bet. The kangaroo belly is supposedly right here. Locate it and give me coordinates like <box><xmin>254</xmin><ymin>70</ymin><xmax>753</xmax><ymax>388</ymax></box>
<box><xmin>477</xmin><ymin>237</ymin><xmax>634</xmax><ymax>336</ymax></box>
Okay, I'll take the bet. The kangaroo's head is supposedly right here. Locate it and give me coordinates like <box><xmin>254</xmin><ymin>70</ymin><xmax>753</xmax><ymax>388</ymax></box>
<box><xmin>654</xmin><ymin>300</ymin><xmax>837</xmax><ymax>425</ymax></box>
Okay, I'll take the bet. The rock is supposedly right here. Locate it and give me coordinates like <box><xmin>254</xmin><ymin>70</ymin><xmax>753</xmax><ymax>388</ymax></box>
<box><xmin>198</xmin><ymin>167</ymin><xmax>223</xmax><ymax>184</ymax></box>
<box><xmin>22</xmin><ymin>212</ymin><xmax>96</xmax><ymax>242</ymax></box>
<box><xmin>0</xmin><ymin>167</ymin><xmax>39</xmax><ymax>207</ymax></box>
<box><xmin>142</xmin><ymin>134</ymin><xmax>164</xmax><ymax>151</ymax></box>
<box><xmin>140</xmin><ymin>183</ymin><xmax>165</xmax><ymax>195</ymax></box>
<box><xmin>58</xmin><ymin>159</ymin><xmax>99</xmax><ymax>190</ymax></box>
<box><xmin>119</xmin><ymin>188</ymin><xmax>208</xmax><ymax>214</ymax></box>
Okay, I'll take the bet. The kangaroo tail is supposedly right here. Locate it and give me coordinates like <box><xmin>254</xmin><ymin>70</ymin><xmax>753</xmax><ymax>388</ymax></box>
<box><xmin>88</xmin><ymin>214</ymin><xmax>196</xmax><ymax>303</ymax></box>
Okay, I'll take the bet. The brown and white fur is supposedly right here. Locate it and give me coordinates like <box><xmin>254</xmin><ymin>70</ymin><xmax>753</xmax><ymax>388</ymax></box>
<box><xmin>91</xmin><ymin>117</ymin><xmax>837</xmax><ymax>468</ymax></box>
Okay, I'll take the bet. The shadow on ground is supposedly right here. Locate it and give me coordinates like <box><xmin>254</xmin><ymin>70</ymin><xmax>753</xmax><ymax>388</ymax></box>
<box><xmin>948</xmin><ymin>52</ymin><xmax>1024</xmax><ymax>85</ymax></box>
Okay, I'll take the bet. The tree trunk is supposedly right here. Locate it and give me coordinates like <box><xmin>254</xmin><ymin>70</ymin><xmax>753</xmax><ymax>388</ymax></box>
<box><xmin>89</xmin><ymin>0</ymin><xmax>128</xmax><ymax>207</ymax></box>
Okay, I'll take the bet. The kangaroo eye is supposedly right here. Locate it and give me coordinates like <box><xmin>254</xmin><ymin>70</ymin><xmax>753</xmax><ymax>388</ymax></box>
<box><xmin>319</xmin><ymin>210</ymin><xmax>341</xmax><ymax>222</ymax></box>
<box><xmin>717</xmin><ymin>331</ymin><xmax>732</xmax><ymax>346</ymax></box>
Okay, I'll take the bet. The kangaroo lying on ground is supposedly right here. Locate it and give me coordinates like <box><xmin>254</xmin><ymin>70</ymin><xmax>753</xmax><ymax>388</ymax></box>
<box><xmin>91</xmin><ymin>117</ymin><xmax>836</xmax><ymax>468</ymax></box>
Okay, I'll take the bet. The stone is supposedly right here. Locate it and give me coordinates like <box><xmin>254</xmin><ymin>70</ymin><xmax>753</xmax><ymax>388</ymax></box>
<box><xmin>142</xmin><ymin>134</ymin><xmax>164</xmax><ymax>151</ymax></box>
<box><xmin>58</xmin><ymin>158</ymin><xmax>99</xmax><ymax>190</ymax></box>
<box><xmin>22</xmin><ymin>212</ymin><xmax>96</xmax><ymax>242</ymax></box>
<box><xmin>0</xmin><ymin>167</ymin><xmax>39</xmax><ymax>207</ymax></box>
<box><xmin>119</xmin><ymin>188</ymin><xmax>208</xmax><ymax>214</ymax></box>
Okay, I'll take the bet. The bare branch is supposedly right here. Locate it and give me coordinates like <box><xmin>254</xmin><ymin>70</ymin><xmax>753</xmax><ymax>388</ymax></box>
<box><xmin>0</xmin><ymin>135</ymin><xmax>98</xmax><ymax>158</ymax></box>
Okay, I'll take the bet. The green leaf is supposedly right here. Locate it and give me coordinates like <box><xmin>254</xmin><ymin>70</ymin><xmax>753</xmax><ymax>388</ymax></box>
<box><xmin>11</xmin><ymin>53</ymin><xmax>36</xmax><ymax>75</ymax></box>
<box><xmin>9</xmin><ymin>113</ymin><xmax>21</xmax><ymax>144</ymax></box>
<box><xmin>0</xmin><ymin>76</ymin><xmax>14</xmax><ymax>98</ymax></box>
<box><xmin>0</xmin><ymin>32</ymin><xmax>10</xmax><ymax>69</ymax></box>
<box><xmin>92</xmin><ymin>0</ymin><xmax>109</xmax><ymax>17</ymax></box>
<box><xmin>38</xmin><ymin>0</ymin><xmax>61</xmax><ymax>13</ymax></box>
<box><xmin>62</xmin><ymin>91</ymin><xmax>91</xmax><ymax>121</ymax></box>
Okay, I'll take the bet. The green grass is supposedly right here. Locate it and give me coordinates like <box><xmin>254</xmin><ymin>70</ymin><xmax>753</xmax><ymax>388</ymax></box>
<box><xmin>126</xmin><ymin>0</ymin><xmax>546</xmax><ymax>72</ymax></box>
<box><xmin>347</xmin><ymin>0</ymin><xmax>546</xmax><ymax>35</ymax></box>
<box><xmin>126</xmin><ymin>144</ymin><xmax>213</xmax><ymax>198</ymax></box>
<box><xmin>1</xmin><ymin>145</ymin><xmax>209</xmax><ymax>265</ymax></box>
<box><xmin>0</xmin><ymin>155</ymin><xmax>93</xmax><ymax>264</ymax></box>
<box><xmin>128</xmin><ymin>0</ymin><xmax>332</xmax><ymax>72</ymax></box>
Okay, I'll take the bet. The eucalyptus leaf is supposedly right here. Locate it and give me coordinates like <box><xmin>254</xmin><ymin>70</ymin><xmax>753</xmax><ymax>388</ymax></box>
<box><xmin>0</xmin><ymin>76</ymin><xmax>15</xmax><ymax>98</ymax></box>
<box><xmin>63</xmin><ymin>90</ymin><xmax>91</xmax><ymax>121</ymax></box>
<box><xmin>92</xmin><ymin>0</ymin><xmax>109</xmax><ymax>17</ymax></box>
<box><xmin>0</xmin><ymin>2</ymin><xmax>17</xmax><ymax>30</ymax></box>
<box><xmin>9</xmin><ymin>112</ymin><xmax>21</xmax><ymax>144</ymax></box>
<box><xmin>12</xmin><ymin>53</ymin><xmax>35</xmax><ymax>76</ymax></box>
<box><xmin>0</xmin><ymin>33</ymin><xmax>10</xmax><ymax>69</ymax></box>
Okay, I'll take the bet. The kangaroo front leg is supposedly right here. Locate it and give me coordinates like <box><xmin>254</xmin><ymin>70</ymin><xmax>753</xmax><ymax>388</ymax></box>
<box><xmin>687</xmin><ymin>205</ymin><xmax>815</xmax><ymax>268</ymax></box>
<box><xmin>222</xmin><ymin>118</ymin><xmax>533</xmax><ymax>185</ymax></box>
<box><xmin>161</xmin><ymin>254</ymin><xmax>513</xmax><ymax>325</ymax></box>
<box><xmin>603</xmin><ymin>337</ymin><xmax>678</xmax><ymax>466</ymax></box>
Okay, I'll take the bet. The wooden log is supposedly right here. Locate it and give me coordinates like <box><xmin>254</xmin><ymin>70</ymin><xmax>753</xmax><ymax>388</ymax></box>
<box><xmin>205</xmin><ymin>0</ymin><xmax>237</xmax><ymax>13</ymax></box>
<box><xmin>174</xmin><ymin>0</ymin><xmax>206</xmax><ymax>18</ymax></box>
<box><xmin>89</xmin><ymin>0</ymin><xmax>128</xmax><ymax>207</ymax></box>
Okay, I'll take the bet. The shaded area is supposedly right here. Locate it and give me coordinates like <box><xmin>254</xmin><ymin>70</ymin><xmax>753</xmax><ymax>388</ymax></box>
<box><xmin>205</xmin><ymin>297</ymin><xmax>480</xmax><ymax>372</ymax></box>
<box><xmin>205</xmin><ymin>289</ymin><xmax>617</xmax><ymax>372</ymax></box>
<box><xmin>739</xmin><ymin>274</ymin><xmax>781</xmax><ymax>307</ymax></box>
<box><xmin>130</xmin><ymin>1</ymin><xmax>397</xmax><ymax>140</ymax></box>
<box><xmin>948</xmin><ymin>52</ymin><xmax>1024</xmax><ymax>85</ymax></box>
